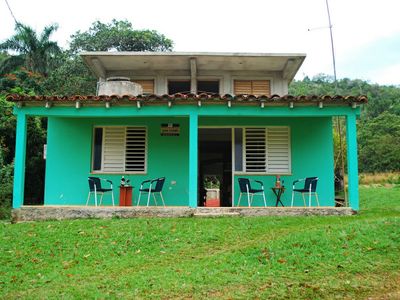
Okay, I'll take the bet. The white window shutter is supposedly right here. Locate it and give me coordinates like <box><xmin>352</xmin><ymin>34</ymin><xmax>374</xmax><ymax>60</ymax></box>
<box><xmin>244</xmin><ymin>128</ymin><xmax>266</xmax><ymax>172</ymax></box>
<box><xmin>125</xmin><ymin>127</ymin><xmax>147</xmax><ymax>172</ymax></box>
<box><xmin>102</xmin><ymin>127</ymin><xmax>125</xmax><ymax>172</ymax></box>
<box><xmin>266</xmin><ymin>127</ymin><xmax>291</xmax><ymax>173</ymax></box>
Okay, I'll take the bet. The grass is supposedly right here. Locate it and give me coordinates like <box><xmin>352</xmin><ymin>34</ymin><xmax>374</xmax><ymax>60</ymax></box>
<box><xmin>0</xmin><ymin>186</ymin><xmax>399</xmax><ymax>299</ymax></box>
<box><xmin>359</xmin><ymin>172</ymin><xmax>400</xmax><ymax>185</ymax></box>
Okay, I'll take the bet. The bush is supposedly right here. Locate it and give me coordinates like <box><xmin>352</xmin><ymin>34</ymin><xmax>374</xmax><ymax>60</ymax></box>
<box><xmin>358</xmin><ymin>113</ymin><xmax>400</xmax><ymax>172</ymax></box>
<box><xmin>0</xmin><ymin>161</ymin><xmax>13</xmax><ymax>219</ymax></box>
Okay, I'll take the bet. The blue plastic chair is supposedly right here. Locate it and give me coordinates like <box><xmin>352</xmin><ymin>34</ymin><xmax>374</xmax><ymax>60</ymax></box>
<box><xmin>86</xmin><ymin>177</ymin><xmax>115</xmax><ymax>206</ymax></box>
<box><xmin>137</xmin><ymin>177</ymin><xmax>166</xmax><ymax>207</ymax></box>
<box><xmin>237</xmin><ymin>178</ymin><xmax>267</xmax><ymax>207</ymax></box>
<box><xmin>291</xmin><ymin>177</ymin><xmax>319</xmax><ymax>207</ymax></box>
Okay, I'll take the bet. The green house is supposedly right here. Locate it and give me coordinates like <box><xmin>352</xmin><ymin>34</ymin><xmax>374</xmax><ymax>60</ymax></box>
<box><xmin>9</xmin><ymin>52</ymin><xmax>366</xmax><ymax>212</ymax></box>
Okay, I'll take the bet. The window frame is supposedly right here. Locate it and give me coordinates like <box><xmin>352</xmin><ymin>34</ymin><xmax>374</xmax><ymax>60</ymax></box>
<box><xmin>234</xmin><ymin>126</ymin><xmax>291</xmax><ymax>175</ymax></box>
<box><xmin>197</xmin><ymin>76</ymin><xmax>222</xmax><ymax>94</ymax></box>
<box><xmin>91</xmin><ymin>125</ymin><xmax>148</xmax><ymax>174</ymax></box>
<box><xmin>167</xmin><ymin>77</ymin><xmax>191</xmax><ymax>94</ymax></box>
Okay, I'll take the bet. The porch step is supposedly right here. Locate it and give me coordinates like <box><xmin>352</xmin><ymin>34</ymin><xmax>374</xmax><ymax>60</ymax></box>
<box><xmin>193</xmin><ymin>212</ymin><xmax>241</xmax><ymax>217</ymax></box>
<box><xmin>12</xmin><ymin>206</ymin><xmax>355</xmax><ymax>222</ymax></box>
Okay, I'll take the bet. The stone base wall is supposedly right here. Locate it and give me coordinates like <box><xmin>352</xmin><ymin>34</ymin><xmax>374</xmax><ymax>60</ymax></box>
<box><xmin>12</xmin><ymin>206</ymin><xmax>356</xmax><ymax>223</ymax></box>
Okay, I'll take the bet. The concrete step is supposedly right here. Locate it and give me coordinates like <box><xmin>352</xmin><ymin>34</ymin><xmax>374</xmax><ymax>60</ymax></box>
<box><xmin>193</xmin><ymin>212</ymin><xmax>241</xmax><ymax>217</ymax></box>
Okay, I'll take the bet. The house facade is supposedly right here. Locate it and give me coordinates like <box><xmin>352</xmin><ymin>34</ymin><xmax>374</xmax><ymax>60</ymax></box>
<box><xmin>9</xmin><ymin>52</ymin><xmax>366</xmax><ymax>211</ymax></box>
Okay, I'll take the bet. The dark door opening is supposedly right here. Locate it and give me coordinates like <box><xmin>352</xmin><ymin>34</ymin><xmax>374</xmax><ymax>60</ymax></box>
<box><xmin>198</xmin><ymin>128</ymin><xmax>232</xmax><ymax>207</ymax></box>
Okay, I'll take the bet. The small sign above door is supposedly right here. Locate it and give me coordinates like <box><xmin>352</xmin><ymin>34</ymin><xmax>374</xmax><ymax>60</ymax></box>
<box><xmin>161</xmin><ymin>123</ymin><xmax>180</xmax><ymax>136</ymax></box>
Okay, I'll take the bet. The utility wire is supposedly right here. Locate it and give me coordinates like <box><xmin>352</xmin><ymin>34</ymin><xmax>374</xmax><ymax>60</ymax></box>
<box><xmin>4</xmin><ymin>0</ymin><xmax>19</xmax><ymax>25</ymax></box>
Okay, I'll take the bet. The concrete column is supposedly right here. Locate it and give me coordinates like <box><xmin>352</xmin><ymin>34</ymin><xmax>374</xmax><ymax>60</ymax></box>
<box><xmin>188</xmin><ymin>113</ymin><xmax>198</xmax><ymax>207</ymax></box>
<box><xmin>346</xmin><ymin>114</ymin><xmax>359</xmax><ymax>210</ymax></box>
<box><xmin>12</xmin><ymin>113</ymin><xmax>28</xmax><ymax>208</ymax></box>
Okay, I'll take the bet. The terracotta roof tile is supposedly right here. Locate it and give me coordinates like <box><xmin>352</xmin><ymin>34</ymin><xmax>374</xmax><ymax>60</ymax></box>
<box><xmin>6</xmin><ymin>93</ymin><xmax>368</xmax><ymax>105</ymax></box>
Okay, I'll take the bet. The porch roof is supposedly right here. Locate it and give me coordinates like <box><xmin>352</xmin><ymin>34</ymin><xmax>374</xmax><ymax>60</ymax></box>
<box><xmin>7</xmin><ymin>93</ymin><xmax>368</xmax><ymax>108</ymax></box>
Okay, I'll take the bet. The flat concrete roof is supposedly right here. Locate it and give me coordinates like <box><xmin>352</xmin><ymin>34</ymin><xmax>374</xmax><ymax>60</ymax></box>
<box><xmin>81</xmin><ymin>51</ymin><xmax>306</xmax><ymax>82</ymax></box>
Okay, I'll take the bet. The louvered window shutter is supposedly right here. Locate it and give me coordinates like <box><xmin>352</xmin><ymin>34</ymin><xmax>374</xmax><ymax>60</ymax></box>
<box><xmin>234</xmin><ymin>80</ymin><xmax>252</xmax><ymax>95</ymax></box>
<box><xmin>102</xmin><ymin>127</ymin><xmax>126</xmax><ymax>172</ymax></box>
<box><xmin>125</xmin><ymin>127</ymin><xmax>146</xmax><ymax>172</ymax></box>
<box><xmin>266</xmin><ymin>127</ymin><xmax>291</xmax><ymax>173</ymax></box>
<box><xmin>242</xmin><ymin>127</ymin><xmax>291</xmax><ymax>174</ymax></box>
<box><xmin>132</xmin><ymin>80</ymin><xmax>154</xmax><ymax>94</ymax></box>
<box><xmin>252</xmin><ymin>80</ymin><xmax>271</xmax><ymax>96</ymax></box>
<box><xmin>234</xmin><ymin>80</ymin><xmax>271</xmax><ymax>96</ymax></box>
<box><xmin>244</xmin><ymin>128</ymin><xmax>266</xmax><ymax>172</ymax></box>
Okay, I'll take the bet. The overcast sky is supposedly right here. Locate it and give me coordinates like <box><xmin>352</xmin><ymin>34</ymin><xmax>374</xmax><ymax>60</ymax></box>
<box><xmin>1</xmin><ymin>0</ymin><xmax>399</xmax><ymax>85</ymax></box>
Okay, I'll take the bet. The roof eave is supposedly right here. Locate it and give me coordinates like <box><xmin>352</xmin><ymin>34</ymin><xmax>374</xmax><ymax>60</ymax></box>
<box><xmin>80</xmin><ymin>51</ymin><xmax>307</xmax><ymax>81</ymax></box>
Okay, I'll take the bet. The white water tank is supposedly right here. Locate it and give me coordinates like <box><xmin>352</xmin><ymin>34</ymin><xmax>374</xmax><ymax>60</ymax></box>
<box><xmin>97</xmin><ymin>77</ymin><xmax>143</xmax><ymax>96</ymax></box>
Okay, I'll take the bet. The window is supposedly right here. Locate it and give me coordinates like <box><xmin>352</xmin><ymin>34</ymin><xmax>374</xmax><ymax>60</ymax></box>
<box><xmin>168</xmin><ymin>80</ymin><xmax>191</xmax><ymax>94</ymax></box>
<box><xmin>245</xmin><ymin>128</ymin><xmax>267</xmax><ymax>172</ymax></box>
<box><xmin>234</xmin><ymin>80</ymin><xmax>271</xmax><ymax>96</ymax></box>
<box><xmin>132</xmin><ymin>80</ymin><xmax>154</xmax><ymax>94</ymax></box>
<box><xmin>197</xmin><ymin>80</ymin><xmax>219</xmax><ymax>94</ymax></box>
<box><xmin>92</xmin><ymin>126</ymin><xmax>147</xmax><ymax>173</ymax></box>
<box><xmin>234</xmin><ymin>127</ymin><xmax>291</xmax><ymax>174</ymax></box>
<box><xmin>234</xmin><ymin>128</ymin><xmax>243</xmax><ymax>172</ymax></box>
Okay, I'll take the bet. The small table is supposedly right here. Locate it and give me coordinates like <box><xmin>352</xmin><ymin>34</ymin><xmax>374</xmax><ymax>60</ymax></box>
<box><xmin>271</xmin><ymin>187</ymin><xmax>285</xmax><ymax>207</ymax></box>
<box><xmin>119</xmin><ymin>186</ymin><xmax>133</xmax><ymax>206</ymax></box>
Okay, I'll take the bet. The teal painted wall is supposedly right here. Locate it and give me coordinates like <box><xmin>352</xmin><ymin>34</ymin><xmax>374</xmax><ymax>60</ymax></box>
<box><xmin>45</xmin><ymin>117</ymin><xmax>189</xmax><ymax>206</ymax></box>
<box><xmin>44</xmin><ymin>115</ymin><xmax>334</xmax><ymax>207</ymax></box>
<box><xmin>199</xmin><ymin>117</ymin><xmax>334</xmax><ymax>207</ymax></box>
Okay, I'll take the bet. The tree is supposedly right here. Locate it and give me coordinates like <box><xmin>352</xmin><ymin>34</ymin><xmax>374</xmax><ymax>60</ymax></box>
<box><xmin>0</xmin><ymin>23</ymin><xmax>61</xmax><ymax>75</ymax></box>
<box><xmin>289</xmin><ymin>75</ymin><xmax>400</xmax><ymax>120</ymax></box>
<box><xmin>0</xmin><ymin>69</ymin><xmax>47</xmax><ymax>211</ymax></box>
<box><xmin>43</xmin><ymin>52</ymin><xmax>96</xmax><ymax>95</ymax></box>
<box><xmin>70</xmin><ymin>19</ymin><xmax>173</xmax><ymax>53</ymax></box>
<box><xmin>358</xmin><ymin>113</ymin><xmax>400</xmax><ymax>172</ymax></box>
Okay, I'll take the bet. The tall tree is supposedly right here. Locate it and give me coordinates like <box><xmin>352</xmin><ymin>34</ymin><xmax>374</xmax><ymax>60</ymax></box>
<box><xmin>70</xmin><ymin>19</ymin><xmax>173</xmax><ymax>53</ymax></box>
<box><xmin>0</xmin><ymin>23</ymin><xmax>61</xmax><ymax>75</ymax></box>
<box><xmin>43</xmin><ymin>52</ymin><xmax>97</xmax><ymax>95</ymax></box>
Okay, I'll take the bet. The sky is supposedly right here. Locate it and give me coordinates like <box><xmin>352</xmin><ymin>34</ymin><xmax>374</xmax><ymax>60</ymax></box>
<box><xmin>1</xmin><ymin>0</ymin><xmax>399</xmax><ymax>85</ymax></box>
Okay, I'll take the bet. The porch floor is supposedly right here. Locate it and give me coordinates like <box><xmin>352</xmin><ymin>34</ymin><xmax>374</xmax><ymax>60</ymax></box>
<box><xmin>12</xmin><ymin>205</ymin><xmax>355</xmax><ymax>222</ymax></box>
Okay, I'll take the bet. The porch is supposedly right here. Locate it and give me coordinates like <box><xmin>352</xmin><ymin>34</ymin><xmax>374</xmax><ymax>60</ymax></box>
<box><xmin>12</xmin><ymin>205</ymin><xmax>355</xmax><ymax>222</ymax></box>
<box><xmin>9</xmin><ymin>94</ymin><xmax>365</xmax><ymax>213</ymax></box>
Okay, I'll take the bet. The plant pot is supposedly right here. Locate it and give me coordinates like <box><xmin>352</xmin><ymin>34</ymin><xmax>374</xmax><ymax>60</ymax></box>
<box><xmin>205</xmin><ymin>188</ymin><xmax>220</xmax><ymax>207</ymax></box>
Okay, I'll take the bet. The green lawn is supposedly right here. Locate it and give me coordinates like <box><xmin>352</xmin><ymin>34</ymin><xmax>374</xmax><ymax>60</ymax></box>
<box><xmin>1</xmin><ymin>186</ymin><xmax>399</xmax><ymax>299</ymax></box>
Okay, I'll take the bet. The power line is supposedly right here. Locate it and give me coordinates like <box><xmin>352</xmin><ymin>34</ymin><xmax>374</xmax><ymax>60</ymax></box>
<box><xmin>4</xmin><ymin>0</ymin><xmax>19</xmax><ymax>25</ymax></box>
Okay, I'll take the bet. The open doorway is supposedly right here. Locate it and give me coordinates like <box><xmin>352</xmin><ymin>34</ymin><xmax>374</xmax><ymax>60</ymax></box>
<box><xmin>198</xmin><ymin>128</ymin><xmax>232</xmax><ymax>207</ymax></box>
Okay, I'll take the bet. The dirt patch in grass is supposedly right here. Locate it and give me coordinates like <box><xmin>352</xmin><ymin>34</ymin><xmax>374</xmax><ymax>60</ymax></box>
<box><xmin>364</xmin><ymin>273</ymin><xmax>400</xmax><ymax>300</ymax></box>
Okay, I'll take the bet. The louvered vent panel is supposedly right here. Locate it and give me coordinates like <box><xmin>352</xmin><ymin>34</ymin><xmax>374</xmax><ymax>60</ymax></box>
<box><xmin>103</xmin><ymin>127</ymin><xmax>125</xmax><ymax>172</ymax></box>
<box><xmin>245</xmin><ymin>128</ymin><xmax>266</xmax><ymax>172</ymax></box>
<box><xmin>266</xmin><ymin>127</ymin><xmax>291</xmax><ymax>173</ymax></box>
<box><xmin>132</xmin><ymin>80</ymin><xmax>154</xmax><ymax>94</ymax></box>
<box><xmin>125</xmin><ymin>127</ymin><xmax>146</xmax><ymax>172</ymax></box>
<box><xmin>252</xmin><ymin>80</ymin><xmax>271</xmax><ymax>96</ymax></box>
<box><xmin>234</xmin><ymin>80</ymin><xmax>252</xmax><ymax>95</ymax></box>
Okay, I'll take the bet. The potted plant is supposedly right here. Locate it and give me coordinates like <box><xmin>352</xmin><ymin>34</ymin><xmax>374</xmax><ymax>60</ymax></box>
<box><xmin>204</xmin><ymin>175</ymin><xmax>220</xmax><ymax>207</ymax></box>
